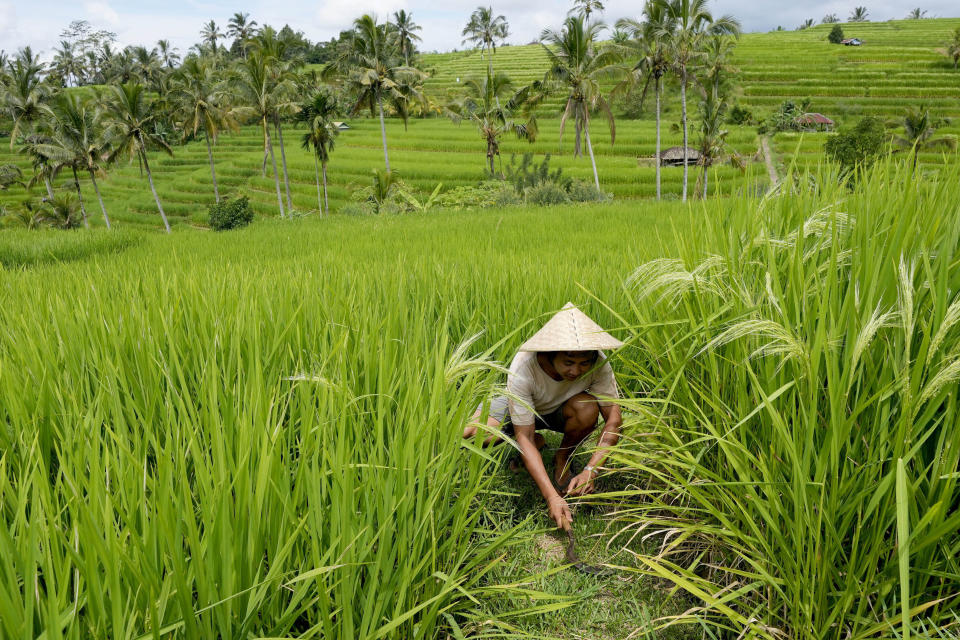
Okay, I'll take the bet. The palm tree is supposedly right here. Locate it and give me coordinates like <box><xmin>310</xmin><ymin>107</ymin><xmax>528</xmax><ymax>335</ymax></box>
<box><xmin>694</xmin><ymin>91</ymin><xmax>743</xmax><ymax>198</ymax></box>
<box><xmin>298</xmin><ymin>90</ymin><xmax>340</xmax><ymax>215</ymax></box>
<box><xmin>3</xmin><ymin>48</ymin><xmax>52</xmax><ymax>148</ymax></box>
<box><xmin>849</xmin><ymin>7</ymin><xmax>869</xmax><ymax>22</ymax></box>
<box><xmin>535</xmin><ymin>16</ymin><xmax>623</xmax><ymax>190</ymax></box>
<box><xmin>907</xmin><ymin>8</ymin><xmax>928</xmax><ymax>19</ymax></box>
<box><xmin>102</xmin><ymin>83</ymin><xmax>174</xmax><ymax>232</ymax></box>
<box><xmin>44</xmin><ymin>92</ymin><xmax>114</xmax><ymax>228</ymax></box>
<box><xmin>616</xmin><ymin>2</ymin><xmax>675</xmax><ymax>200</ymax></box>
<box><xmin>201</xmin><ymin>20</ymin><xmax>224</xmax><ymax>54</ymax></box>
<box><xmin>393</xmin><ymin>10</ymin><xmax>422</xmax><ymax>67</ymax></box>
<box><xmin>326</xmin><ymin>14</ymin><xmax>426</xmax><ymax>173</ymax></box>
<box><xmin>937</xmin><ymin>27</ymin><xmax>960</xmax><ymax>69</ymax></box>
<box><xmin>130</xmin><ymin>46</ymin><xmax>162</xmax><ymax>90</ymax></box>
<box><xmin>446</xmin><ymin>70</ymin><xmax>537</xmax><ymax>175</ymax></box>
<box><xmin>569</xmin><ymin>0</ymin><xmax>605</xmax><ymax>19</ymax></box>
<box><xmin>52</xmin><ymin>41</ymin><xmax>84</xmax><ymax>87</ymax></box>
<box><xmin>19</xmin><ymin>134</ymin><xmax>57</xmax><ymax>199</ymax></box>
<box><xmin>173</xmin><ymin>56</ymin><xmax>236</xmax><ymax>203</ymax></box>
<box><xmin>230</xmin><ymin>50</ymin><xmax>285</xmax><ymax>216</ymax></box>
<box><xmin>891</xmin><ymin>105</ymin><xmax>957</xmax><ymax>170</ymax></box>
<box><xmin>701</xmin><ymin>34</ymin><xmax>738</xmax><ymax>101</ymax></box>
<box><xmin>797</xmin><ymin>18</ymin><xmax>814</xmax><ymax>30</ymax></box>
<box><xmin>157</xmin><ymin>40</ymin><xmax>180</xmax><ymax>69</ymax></box>
<box><xmin>253</xmin><ymin>28</ymin><xmax>300</xmax><ymax>211</ymax></box>
<box><xmin>462</xmin><ymin>7</ymin><xmax>510</xmax><ymax>80</ymax></box>
<box><xmin>658</xmin><ymin>0</ymin><xmax>740</xmax><ymax>201</ymax></box>
<box><xmin>822</xmin><ymin>14</ymin><xmax>840</xmax><ymax>24</ymax></box>
<box><xmin>227</xmin><ymin>12</ymin><xmax>258</xmax><ymax>58</ymax></box>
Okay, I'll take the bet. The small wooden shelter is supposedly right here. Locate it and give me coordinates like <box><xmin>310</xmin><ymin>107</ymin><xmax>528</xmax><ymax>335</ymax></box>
<box><xmin>657</xmin><ymin>146</ymin><xmax>701</xmax><ymax>167</ymax></box>
<box><xmin>796</xmin><ymin>113</ymin><xmax>836</xmax><ymax>132</ymax></box>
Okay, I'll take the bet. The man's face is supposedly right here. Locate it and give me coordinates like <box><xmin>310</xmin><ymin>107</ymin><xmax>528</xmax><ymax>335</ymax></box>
<box><xmin>552</xmin><ymin>352</ymin><xmax>596</xmax><ymax>381</ymax></box>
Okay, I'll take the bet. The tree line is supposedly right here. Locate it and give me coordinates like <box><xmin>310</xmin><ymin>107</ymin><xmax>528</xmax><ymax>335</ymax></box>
<box><xmin>0</xmin><ymin>0</ymin><xmax>750</xmax><ymax>232</ymax></box>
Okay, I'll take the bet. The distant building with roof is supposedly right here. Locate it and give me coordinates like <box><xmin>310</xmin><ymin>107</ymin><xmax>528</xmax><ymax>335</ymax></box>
<box><xmin>657</xmin><ymin>146</ymin><xmax>701</xmax><ymax>167</ymax></box>
<box><xmin>796</xmin><ymin>113</ymin><xmax>836</xmax><ymax>132</ymax></box>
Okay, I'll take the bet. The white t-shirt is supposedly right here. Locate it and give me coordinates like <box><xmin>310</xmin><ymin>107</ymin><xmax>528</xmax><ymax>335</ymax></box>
<box><xmin>506</xmin><ymin>351</ymin><xmax>618</xmax><ymax>426</ymax></box>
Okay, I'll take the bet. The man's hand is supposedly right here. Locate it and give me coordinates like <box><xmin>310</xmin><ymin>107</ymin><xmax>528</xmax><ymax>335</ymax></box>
<box><xmin>565</xmin><ymin>469</ymin><xmax>596</xmax><ymax>497</ymax></box>
<box><xmin>548</xmin><ymin>495</ymin><xmax>572</xmax><ymax>530</ymax></box>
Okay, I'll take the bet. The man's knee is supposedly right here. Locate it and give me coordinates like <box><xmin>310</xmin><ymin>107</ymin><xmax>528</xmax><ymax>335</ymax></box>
<box><xmin>563</xmin><ymin>393</ymin><xmax>600</xmax><ymax>430</ymax></box>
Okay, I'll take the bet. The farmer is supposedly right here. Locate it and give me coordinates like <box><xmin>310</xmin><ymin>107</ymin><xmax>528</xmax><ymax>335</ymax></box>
<box><xmin>462</xmin><ymin>302</ymin><xmax>623</xmax><ymax>531</ymax></box>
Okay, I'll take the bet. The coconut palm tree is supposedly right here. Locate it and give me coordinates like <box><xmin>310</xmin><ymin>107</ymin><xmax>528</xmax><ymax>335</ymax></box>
<box><xmin>535</xmin><ymin>16</ymin><xmax>624</xmax><ymax>190</ymax></box>
<box><xmin>849</xmin><ymin>7</ymin><xmax>869</xmax><ymax>22</ymax></box>
<box><xmin>298</xmin><ymin>90</ymin><xmax>340</xmax><ymax>215</ymax></box>
<box><xmin>3</xmin><ymin>48</ymin><xmax>52</xmax><ymax>149</ymax></box>
<box><xmin>130</xmin><ymin>46</ymin><xmax>162</xmax><ymax>90</ymax></box>
<box><xmin>253</xmin><ymin>28</ymin><xmax>300</xmax><ymax>211</ymax></box>
<box><xmin>822</xmin><ymin>14</ymin><xmax>840</xmax><ymax>24</ymax></box>
<box><xmin>694</xmin><ymin>91</ymin><xmax>743</xmax><ymax>198</ymax></box>
<box><xmin>658</xmin><ymin>0</ymin><xmax>740</xmax><ymax>201</ymax></box>
<box><xmin>227</xmin><ymin>12</ymin><xmax>258</xmax><ymax>57</ymax></box>
<box><xmin>462</xmin><ymin>7</ymin><xmax>510</xmax><ymax>80</ymax></box>
<box><xmin>201</xmin><ymin>20</ymin><xmax>224</xmax><ymax>54</ymax></box>
<box><xmin>19</xmin><ymin>135</ymin><xmax>57</xmax><ymax>199</ymax></box>
<box><xmin>907</xmin><ymin>8</ymin><xmax>928</xmax><ymax>19</ymax></box>
<box><xmin>616</xmin><ymin>2</ymin><xmax>675</xmax><ymax>200</ymax></box>
<box><xmin>173</xmin><ymin>56</ymin><xmax>236</xmax><ymax>203</ymax></box>
<box><xmin>569</xmin><ymin>0</ymin><xmax>605</xmax><ymax>19</ymax></box>
<box><xmin>393</xmin><ymin>10</ymin><xmax>423</xmax><ymax>67</ymax></box>
<box><xmin>446</xmin><ymin>70</ymin><xmax>538</xmax><ymax>175</ymax></box>
<box><xmin>701</xmin><ymin>34</ymin><xmax>738</xmax><ymax>101</ymax></box>
<box><xmin>230</xmin><ymin>50</ymin><xmax>286</xmax><ymax>216</ymax></box>
<box><xmin>52</xmin><ymin>41</ymin><xmax>84</xmax><ymax>87</ymax></box>
<box><xmin>937</xmin><ymin>27</ymin><xmax>960</xmax><ymax>69</ymax></box>
<box><xmin>891</xmin><ymin>105</ymin><xmax>957</xmax><ymax>170</ymax></box>
<box><xmin>326</xmin><ymin>14</ymin><xmax>427</xmax><ymax>173</ymax></box>
<box><xmin>43</xmin><ymin>92</ymin><xmax>114</xmax><ymax>228</ymax></box>
<box><xmin>102</xmin><ymin>83</ymin><xmax>174</xmax><ymax>232</ymax></box>
<box><xmin>157</xmin><ymin>40</ymin><xmax>181</xmax><ymax>69</ymax></box>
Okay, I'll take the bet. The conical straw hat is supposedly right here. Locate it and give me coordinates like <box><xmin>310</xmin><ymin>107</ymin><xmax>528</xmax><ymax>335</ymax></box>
<box><xmin>519</xmin><ymin>302</ymin><xmax>624</xmax><ymax>352</ymax></box>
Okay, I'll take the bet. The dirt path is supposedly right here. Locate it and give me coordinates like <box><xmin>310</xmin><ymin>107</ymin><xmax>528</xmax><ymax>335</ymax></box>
<box><xmin>761</xmin><ymin>136</ymin><xmax>780</xmax><ymax>188</ymax></box>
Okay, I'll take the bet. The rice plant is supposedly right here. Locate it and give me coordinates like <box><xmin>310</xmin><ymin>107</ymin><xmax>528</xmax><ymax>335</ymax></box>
<box><xmin>600</xmin><ymin>159</ymin><xmax>960</xmax><ymax>637</ymax></box>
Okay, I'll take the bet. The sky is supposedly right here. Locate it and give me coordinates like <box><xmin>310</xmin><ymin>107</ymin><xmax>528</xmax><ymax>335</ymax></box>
<box><xmin>1</xmin><ymin>0</ymin><xmax>957</xmax><ymax>60</ymax></box>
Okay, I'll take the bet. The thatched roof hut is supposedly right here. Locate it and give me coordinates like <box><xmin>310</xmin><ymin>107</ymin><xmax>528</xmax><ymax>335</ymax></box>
<box><xmin>658</xmin><ymin>146</ymin><xmax>701</xmax><ymax>167</ymax></box>
<box><xmin>796</xmin><ymin>113</ymin><xmax>835</xmax><ymax>131</ymax></box>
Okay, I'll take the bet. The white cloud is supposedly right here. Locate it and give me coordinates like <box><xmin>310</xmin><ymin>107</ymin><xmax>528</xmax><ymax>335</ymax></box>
<box><xmin>84</xmin><ymin>1</ymin><xmax>121</xmax><ymax>26</ymax></box>
<box><xmin>0</xmin><ymin>2</ymin><xmax>16</xmax><ymax>41</ymax></box>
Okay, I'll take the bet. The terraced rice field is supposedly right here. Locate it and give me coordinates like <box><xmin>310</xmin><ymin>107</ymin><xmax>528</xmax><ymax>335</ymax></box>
<box><xmin>2</xmin><ymin>18</ymin><xmax>959</xmax><ymax>230</ymax></box>
<box><xmin>0</xmin><ymin>117</ymin><xmax>764</xmax><ymax>231</ymax></box>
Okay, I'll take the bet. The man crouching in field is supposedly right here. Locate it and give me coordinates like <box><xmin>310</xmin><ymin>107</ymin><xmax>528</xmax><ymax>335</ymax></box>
<box><xmin>462</xmin><ymin>303</ymin><xmax>623</xmax><ymax>531</ymax></box>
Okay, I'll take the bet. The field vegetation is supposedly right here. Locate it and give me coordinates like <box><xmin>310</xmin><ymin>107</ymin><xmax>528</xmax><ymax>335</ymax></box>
<box><xmin>2</xmin><ymin>3</ymin><xmax>960</xmax><ymax>640</ymax></box>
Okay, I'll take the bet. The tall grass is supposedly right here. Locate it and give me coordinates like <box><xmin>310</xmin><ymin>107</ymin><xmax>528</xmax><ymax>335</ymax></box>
<box><xmin>602</xmin><ymin>161</ymin><xmax>960</xmax><ymax>637</ymax></box>
<box><xmin>0</xmin><ymin>202</ymin><xmax>688</xmax><ymax>639</ymax></box>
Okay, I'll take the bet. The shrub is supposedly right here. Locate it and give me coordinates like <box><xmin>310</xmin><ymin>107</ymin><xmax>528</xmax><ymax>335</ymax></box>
<box><xmin>566</xmin><ymin>178</ymin><xmax>609</xmax><ymax>203</ymax></box>
<box><xmin>828</xmin><ymin>24</ymin><xmax>845</xmax><ymax>44</ymax></box>
<box><xmin>526</xmin><ymin>182</ymin><xmax>570</xmax><ymax>206</ymax></box>
<box><xmin>824</xmin><ymin>116</ymin><xmax>886</xmax><ymax>177</ymax></box>
<box><xmin>209</xmin><ymin>196</ymin><xmax>255</xmax><ymax>231</ymax></box>
<box><xmin>502</xmin><ymin>153</ymin><xmax>569</xmax><ymax>194</ymax></box>
<box><xmin>728</xmin><ymin>104</ymin><xmax>754</xmax><ymax>125</ymax></box>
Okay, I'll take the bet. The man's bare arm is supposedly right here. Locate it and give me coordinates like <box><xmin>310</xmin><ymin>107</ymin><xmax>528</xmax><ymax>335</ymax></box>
<box><xmin>514</xmin><ymin>424</ymin><xmax>572</xmax><ymax>529</ymax></box>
